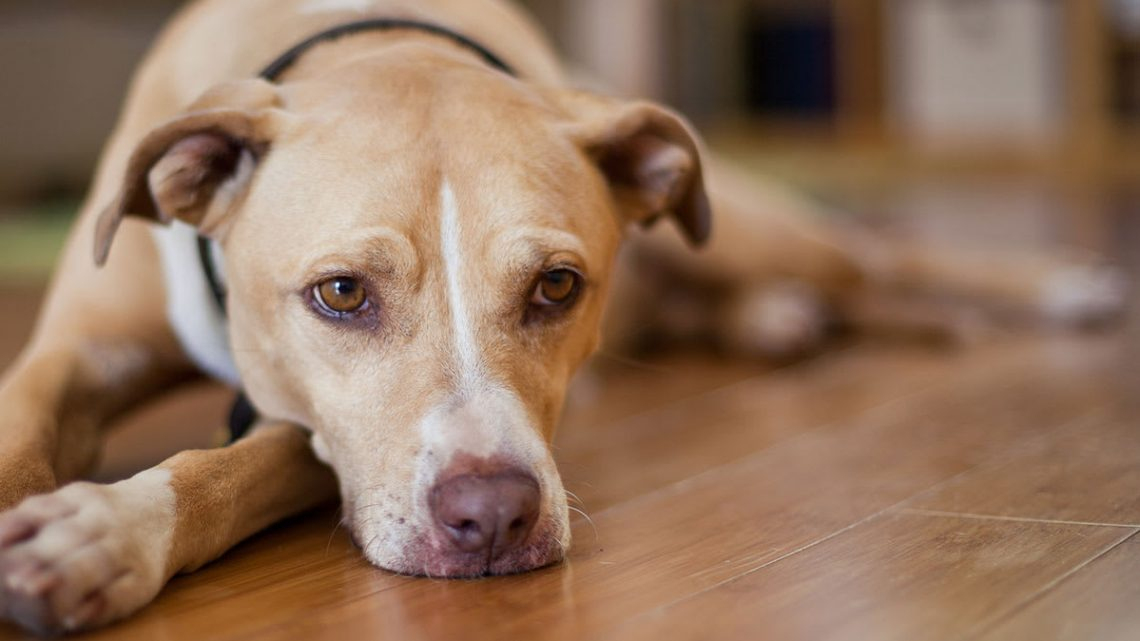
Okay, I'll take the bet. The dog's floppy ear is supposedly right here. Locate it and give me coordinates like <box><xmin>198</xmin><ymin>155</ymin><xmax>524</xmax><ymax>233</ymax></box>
<box><xmin>94</xmin><ymin>79</ymin><xmax>285</xmax><ymax>266</ymax></box>
<box><xmin>555</xmin><ymin>91</ymin><xmax>711</xmax><ymax>246</ymax></box>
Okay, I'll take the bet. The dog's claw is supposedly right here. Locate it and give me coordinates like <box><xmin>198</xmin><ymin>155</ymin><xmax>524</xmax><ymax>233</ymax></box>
<box><xmin>63</xmin><ymin>594</ymin><xmax>105</xmax><ymax>632</ymax></box>
<box><xmin>7</xmin><ymin>564</ymin><xmax>57</xmax><ymax>597</ymax></box>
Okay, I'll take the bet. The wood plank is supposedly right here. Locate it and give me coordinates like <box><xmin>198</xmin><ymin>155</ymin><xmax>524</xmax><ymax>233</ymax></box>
<box><xmin>906</xmin><ymin>405</ymin><xmax>1140</xmax><ymax>526</ymax></box>
<box><xmin>977</xmin><ymin>533</ymin><xmax>1140</xmax><ymax>641</ymax></box>
<box><xmin>557</xmin><ymin>344</ymin><xmax>967</xmax><ymax>511</ymax></box>
<box><xmin>610</xmin><ymin>514</ymin><xmax>1135</xmax><ymax>641</ymax></box>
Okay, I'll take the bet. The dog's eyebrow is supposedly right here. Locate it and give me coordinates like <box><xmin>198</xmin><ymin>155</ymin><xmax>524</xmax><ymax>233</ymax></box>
<box><xmin>492</xmin><ymin>227</ymin><xmax>588</xmax><ymax>265</ymax></box>
<box><xmin>299</xmin><ymin>226</ymin><xmax>421</xmax><ymax>281</ymax></box>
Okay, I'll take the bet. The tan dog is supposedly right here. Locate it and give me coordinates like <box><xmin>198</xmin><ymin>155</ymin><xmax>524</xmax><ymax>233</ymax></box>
<box><xmin>0</xmin><ymin>0</ymin><xmax>1125</xmax><ymax>634</ymax></box>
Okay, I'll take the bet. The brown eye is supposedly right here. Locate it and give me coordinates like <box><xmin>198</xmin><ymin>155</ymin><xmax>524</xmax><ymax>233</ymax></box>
<box><xmin>531</xmin><ymin>269</ymin><xmax>581</xmax><ymax>307</ymax></box>
<box><xmin>314</xmin><ymin>277</ymin><xmax>367</xmax><ymax>314</ymax></box>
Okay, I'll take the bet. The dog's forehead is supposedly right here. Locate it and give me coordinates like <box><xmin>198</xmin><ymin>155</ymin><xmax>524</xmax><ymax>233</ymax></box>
<box><xmin>250</xmin><ymin>136</ymin><xmax>606</xmax><ymax>253</ymax></box>
<box><xmin>282</xmin><ymin>48</ymin><xmax>563</xmax><ymax>141</ymax></box>
<box><xmin>243</xmin><ymin>66</ymin><xmax>616</xmax><ymax>269</ymax></box>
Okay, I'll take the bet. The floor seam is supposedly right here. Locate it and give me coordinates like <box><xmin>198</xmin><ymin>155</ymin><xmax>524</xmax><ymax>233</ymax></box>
<box><xmin>959</xmin><ymin>527</ymin><xmax>1140</xmax><ymax>641</ymax></box>
<box><xmin>898</xmin><ymin>507</ymin><xmax>1140</xmax><ymax>529</ymax></box>
<box><xmin>890</xmin><ymin>405</ymin><xmax>1113</xmax><ymax>511</ymax></box>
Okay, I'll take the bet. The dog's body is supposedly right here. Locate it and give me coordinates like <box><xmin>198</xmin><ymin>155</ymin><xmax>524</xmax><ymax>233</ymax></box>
<box><xmin>0</xmin><ymin>0</ymin><xmax>1126</xmax><ymax>634</ymax></box>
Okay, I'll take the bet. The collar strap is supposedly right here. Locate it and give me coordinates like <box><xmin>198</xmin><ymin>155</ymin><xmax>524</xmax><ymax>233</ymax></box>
<box><xmin>258</xmin><ymin>17</ymin><xmax>516</xmax><ymax>81</ymax></box>
<box><xmin>198</xmin><ymin>236</ymin><xmax>227</xmax><ymax>313</ymax></box>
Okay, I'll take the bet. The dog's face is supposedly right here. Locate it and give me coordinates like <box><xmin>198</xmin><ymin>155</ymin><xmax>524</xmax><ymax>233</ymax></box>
<box><xmin>95</xmin><ymin>47</ymin><xmax>709</xmax><ymax>576</ymax></box>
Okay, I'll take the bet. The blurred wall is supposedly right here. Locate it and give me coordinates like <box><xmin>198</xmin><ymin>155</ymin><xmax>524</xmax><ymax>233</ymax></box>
<box><xmin>0</xmin><ymin>0</ymin><xmax>184</xmax><ymax>206</ymax></box>
<box><xmin>0</xmin><ymin>0</ymin><xmax>1130</xmax><ymax>210</ymax></box>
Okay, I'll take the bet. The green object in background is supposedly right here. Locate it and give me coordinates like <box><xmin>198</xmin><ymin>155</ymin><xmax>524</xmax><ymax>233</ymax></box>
<box><xmin>0</xmin><ymin>200</ymin><xmax>76</xmax><ymax>281</ymax></box>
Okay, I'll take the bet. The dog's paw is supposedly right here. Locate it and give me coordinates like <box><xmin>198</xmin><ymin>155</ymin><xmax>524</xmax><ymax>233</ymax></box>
<box><xmin>0</xmin><ymin>471</ymin><xmax>175</xmax><ymax>634</ymax></box>
<box><xmin>1039</xmin><ymin>263</ymin><xmax>1129</xmax><ymax>328</ymax></box>
<box><xmin>719</xmin><ymin>281</ymin><xmax>829</xmax><ymax>360</ymax></box>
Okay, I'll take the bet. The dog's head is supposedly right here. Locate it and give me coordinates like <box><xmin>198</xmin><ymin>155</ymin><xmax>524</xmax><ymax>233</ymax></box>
<box><xmin>95</xmin><ymin>46</ymin><xmax>709</xmax><ymax>576</ymax></box>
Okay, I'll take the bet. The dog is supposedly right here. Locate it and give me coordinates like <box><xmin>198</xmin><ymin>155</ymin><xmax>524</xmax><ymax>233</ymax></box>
<box><xmin>0</xmin><ymin>0</ymin><xmax>1126</xmax><ymax>634</ymax></box>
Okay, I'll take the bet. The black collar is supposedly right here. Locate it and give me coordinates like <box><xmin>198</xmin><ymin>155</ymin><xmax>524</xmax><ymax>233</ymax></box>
<box><xmin>258</xmin><ymin>17</ymin><xmax>516</xmax><ymax>81</ymax></box>
<box><xmin>205</xmin><ymin>19</ymin><xmax>515</xmax><ymax>442</ymax></box>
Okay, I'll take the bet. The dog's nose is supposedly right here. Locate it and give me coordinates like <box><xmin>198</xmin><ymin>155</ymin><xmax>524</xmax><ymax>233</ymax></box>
<box><xmin>429</xmin><ymin>468</ymin><xmax>540</xmax><ymax>558</ymax></box>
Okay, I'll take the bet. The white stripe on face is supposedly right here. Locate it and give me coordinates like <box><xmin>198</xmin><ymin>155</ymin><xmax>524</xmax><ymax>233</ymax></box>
<box><xmin>440</xmin><ymin>181</ymin><xmax>483</xmax><ymax>389</ymax></box>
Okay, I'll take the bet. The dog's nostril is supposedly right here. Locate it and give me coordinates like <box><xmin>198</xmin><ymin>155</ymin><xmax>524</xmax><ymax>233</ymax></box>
<box><xmin>429</xmin><ymin>466</ymin><xmax>540</xmax><ymax>559</ymax></box>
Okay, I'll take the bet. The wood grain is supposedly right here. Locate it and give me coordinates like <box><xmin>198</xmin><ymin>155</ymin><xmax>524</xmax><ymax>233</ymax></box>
<box><xmin>612</xmin><ymin>514</ymin><xmax>1135</xmax><ymax>641</ymax></box>
<box><xmin>907</xmin><ymin>407</ymin><xmax>1140</xmax><ymax>526</ymax></box>
<box><xmin>557</xmin><ymin>344</ymin><xmax>966</xmax><ymax>511</ymax></box>
<box><xmin>977</xmin><ymin>533</ymin><xmax>1140</xmax><ymax>641</ymax></box>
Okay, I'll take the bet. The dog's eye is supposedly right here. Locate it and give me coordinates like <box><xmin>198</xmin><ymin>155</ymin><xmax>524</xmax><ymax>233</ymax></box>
<box><xmin>314</xmin><ymin>277</ymin><xmax>368</xmax><ymax>315</ymax></box>
<box><xmin>531</xmin><ymin>269</ymin><xmax>581</xmax><ymax>307</ymax></box>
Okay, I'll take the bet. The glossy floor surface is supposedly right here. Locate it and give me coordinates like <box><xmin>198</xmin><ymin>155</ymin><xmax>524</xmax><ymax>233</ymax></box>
<box><xmin>0</xmin><ymin>278</ymin><xmax>1137</xmax><ymax>640</ymax></box>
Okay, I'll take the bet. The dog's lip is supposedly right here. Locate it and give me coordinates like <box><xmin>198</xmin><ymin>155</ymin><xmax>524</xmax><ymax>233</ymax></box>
<box><xmin>383</xmin><ymin>549</ymin><xmax>563</xmax><ymax>579</ymax></box>
<box><xmin>351</xmin><ymin>520</ymin><xmax>565</xmax><ymax>578</ymax></box>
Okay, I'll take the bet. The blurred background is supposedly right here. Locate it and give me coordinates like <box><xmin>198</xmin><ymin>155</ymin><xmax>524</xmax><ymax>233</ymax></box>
<box><xmin>1</xmin><ymin>0</ymin><xmax>1139</xmax><ymax>280</ymax></box>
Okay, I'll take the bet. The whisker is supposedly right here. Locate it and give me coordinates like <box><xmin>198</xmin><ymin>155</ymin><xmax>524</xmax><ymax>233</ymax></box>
<box><xmin>361</xmin><ymin>532</ymin><xmax>381</xmax><ymax>558</ymax></box>
<box><xmin>564</xmin><ymin>489</ymin><xmax>585</xmax><ymax>506</ymax></box>
<box><xmin>567</xmin><ymin>505</ymin><xmax>599</xmax><ymax>545</ymax></box>
<box><xmin>591</xmin><ymin>349</ymin><xmax>672</xmax><ymax>373</ymax></box>
<box><xmin>324</xmin><ymin>506</ymin><xmax>345</xmax><ymax>555</ymax></box>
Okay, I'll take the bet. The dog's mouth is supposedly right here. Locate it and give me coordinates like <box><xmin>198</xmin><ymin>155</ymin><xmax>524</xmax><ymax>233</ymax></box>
<box><xmin>411</xmin><ymin>523</ymin><xmax>565</xmax><ymax>578</ymax></box>
<box><xmin>335</xmin><ymin>414</ymin><xmax>571</xmax><ymax>578</ymax></box>
<box><xmin>349</xmin><ymin>518</ymin><xmax>566</xmax><ymax>578</ymax></box>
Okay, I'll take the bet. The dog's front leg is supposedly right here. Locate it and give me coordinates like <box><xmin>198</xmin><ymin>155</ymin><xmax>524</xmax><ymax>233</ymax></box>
<box><xmin>0</xmin><ymin>334</ymin><xmax>195</xmax><ymax>511</ymax></box>
<box><xmin>0</xmin><ymin>420</ymin><xmax>336</xmax><ymax>635</ymax></box>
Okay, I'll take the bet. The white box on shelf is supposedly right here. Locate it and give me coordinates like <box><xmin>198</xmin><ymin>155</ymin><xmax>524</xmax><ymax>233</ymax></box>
<box><xmin>888</xmin><ymin>0</ymin><xmax>1064</xmax><ymax>149</ymax></box>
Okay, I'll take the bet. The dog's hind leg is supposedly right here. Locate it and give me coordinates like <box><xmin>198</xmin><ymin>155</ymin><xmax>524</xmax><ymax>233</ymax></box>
<box><xmin>0</xmin><ymin>420</ymin><xmax>336</xmax><ymax>634</ymax></box>
<box><xmin>844</xmin><ymin>233</ymin><xmax>1129</xmax><ymax>327</ymax></box>
<box><xmin>607</xmin><ymin>155</ymin><xmax>1127</xmax><ymax>359</ymax></box>
<box><xmin>604</xmin><ymin>156</ymin><xmax>866</xmax><ymax>357</ymax></box>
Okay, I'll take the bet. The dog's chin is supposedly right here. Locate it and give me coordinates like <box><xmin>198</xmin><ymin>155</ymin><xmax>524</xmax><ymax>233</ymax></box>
<box><xmin>357</xmin><ymin>523</ymin><xmax>567</xmax><ymax>578</ymax></box>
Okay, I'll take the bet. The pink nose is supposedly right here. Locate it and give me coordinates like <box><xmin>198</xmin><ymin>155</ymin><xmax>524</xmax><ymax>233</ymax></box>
<box><xmin>429</xmin><ymin>468</ymin><xmax>540</xmax><ymax>559</ymax></box>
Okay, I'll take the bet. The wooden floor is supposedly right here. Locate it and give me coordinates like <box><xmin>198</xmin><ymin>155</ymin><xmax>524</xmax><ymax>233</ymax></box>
<box><xmin>0</xmin><ymin>280</ymin><xmax>1138</xmax><ymax>640</ymax></box>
